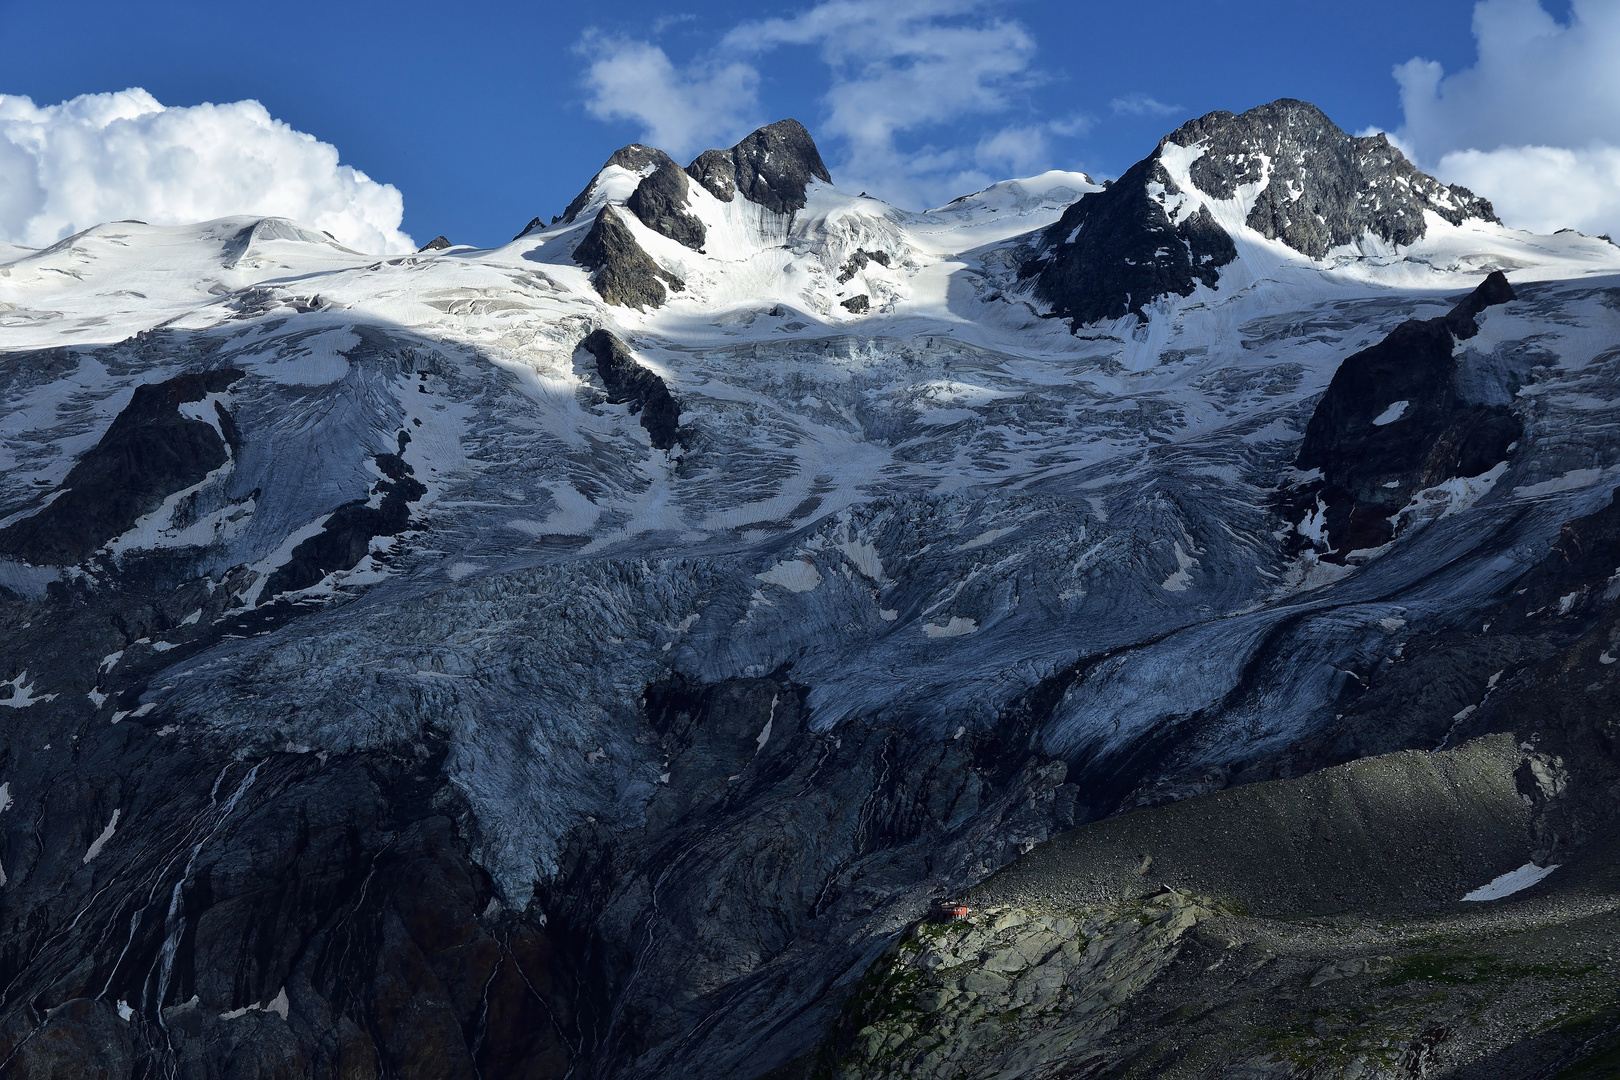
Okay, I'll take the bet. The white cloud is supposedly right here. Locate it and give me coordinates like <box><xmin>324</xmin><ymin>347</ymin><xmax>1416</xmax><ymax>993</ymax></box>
<box><xmin>577</xmin><ymin>33</ymin><xmax>762</xmax><ymax>159</ymax></box>
<box><xmin>975</xmin><ymin>126</ymin><xmax>1050</xmax><ymax>176</ymax></box>
<box><xmin>1109</xmin><ymin>94</ymin><xmax>1182</xmax><ymax>118</ymax></box>
<box><xmin>1394</xmin><ymin>0</ymin><xmax>1620</xmax><ymax>238</ymax></box>
<box><xmin>1434</xmin><ymin>144</ymin><xmax>1620</xmax><ymax>238</ymax></box>
<box><xmin>577</xmin><ymin>0</ymin><xmax>1071</xmax><ymax>210</ymax></box>
<box><xmin>1048</xmin><ymin>114</ymin><xmax>1097</xmax><ymax>139</ymax></box>
<box><xmin>723</xmin><ymin>0</ymin><xmax>1042</xmax><ymax>206</ymax></box>
<box><xmin>0</xmin><ymin>89</ymin><xmax>412</xmax><ymax>254</ymax></box>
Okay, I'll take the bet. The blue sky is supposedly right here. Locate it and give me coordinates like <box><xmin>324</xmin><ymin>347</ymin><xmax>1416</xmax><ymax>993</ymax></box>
<box><xmin>0</xmin><ymin>0</ymin><xmax>1609</xmax><ymax>250</ymax></box>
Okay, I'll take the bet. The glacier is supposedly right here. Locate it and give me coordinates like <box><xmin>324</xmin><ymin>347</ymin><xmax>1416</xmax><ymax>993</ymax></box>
<box><xmin>4</xmin><ymin>105</ymin><xmax>1620</xmax><ymax>1078</ymax></box>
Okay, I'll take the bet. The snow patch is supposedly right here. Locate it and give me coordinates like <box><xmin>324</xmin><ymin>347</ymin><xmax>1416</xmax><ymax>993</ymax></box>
<box><xmin>83</xmin><ymin>809</ymin><xmax>120</xmax><ymax>863</ymax></box>
<box><xmin>923</xmin><ymin>616</ymin><xmax>978</xmax><ymax>638</ymax></box>
<box><xmin>1160</xmin><ymin>542</ymin><xmax>1200</xmax><ymax>592</ymax></box>
<box><xmin>959</xmin><ymin>526</ymin><xmax>1015</xmax><ymax>551</ymax></box>
<box><xmin>837</xmin><ymin>539</ymin><xmax>887</xmax><ymax>582</ymax></box>
<box><xmin>1372</xmin><ymin>400</ymin><xmax>1409</xmax><ymax>426</ymax></box>
<box><xmin>1461</xmin><ymin>861</ymin><xmax>1558</xmax><ymax>902</ymax></box>
<box><xmin>756</xmin><ymin>559</ymin><xmax>823</xmax><ymax>593</ymax></box>
<box><xmin>221</xmin><ymin>987</ymin><xmax>289</xmax><ymax>1021</ymax></box>
<box><xmin>1</xmin><ymin>670</ymin><xmax>55</xmax><ymax>708</ymax></box>
<box><xmin>755</xmin><ymin>694</ymin><xmax>778</xmax><ymax>754</ymax></box>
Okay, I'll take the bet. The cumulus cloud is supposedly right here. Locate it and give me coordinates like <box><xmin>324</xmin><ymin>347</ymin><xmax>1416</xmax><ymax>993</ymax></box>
<box><xmin>1394</xmin><ymin>0</ymin><xmax>1620</xmax><ymax>238</ymax></box>
<box><xmin>0</xmin><ymin>89</ymin><xmax>412</xmax><ymax>254</ymax></box>
<box><xmin>577</xmin><ymin>0</ymin><xmax>1077</xmax><ymax>209</ymax></box>
<box><xmin>1436</xmin><ymin>145</ymin><xmax>1620</xmax><ymax>237</ymax></box>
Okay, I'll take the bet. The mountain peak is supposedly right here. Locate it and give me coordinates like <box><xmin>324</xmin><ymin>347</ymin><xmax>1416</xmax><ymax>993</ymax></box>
<box><xmin>685</xmin><ymin>118</ymin><xmax>832</xmax><ymax>216</ymax></box>
<box><xmin>1022</xmin><ymin>98</ymin><xmax>1501</xmax><ymax>329</ymax></box>
<box><xmin>1163</xmin><ymin>97</ymin><xmax>1497</xmax><ymax>259</ymax></box>
<box><xmin>562</xmin><ymin>143</ymin><xmax>680</xmax><ymax>225</ymax></box>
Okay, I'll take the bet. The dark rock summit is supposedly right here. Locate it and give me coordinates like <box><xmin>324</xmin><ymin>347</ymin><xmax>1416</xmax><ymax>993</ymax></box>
<box><xmin>572</xmin><ymin>205</ymin><xmax>685</xmax><ymax>310</ymax></box>
<box><xmin>686</xmin><ymin>119</ymin><xmax>832</xmax><ymax>216</ymax></box>
<box><xmin>418</xmin><ymin>235</ymin><xmax>453</xmax><ymax>252</ymax></box>
<box><xmin>579</xmin><ymin>329</ymin><xmax>682</xmax><ymax>450</ymax></box>
<box><xmin>1023</xmin><ymin>99</ymin><xmax>1499</xmax><ymax>329</ymax></box>
<box><xmin>561</xmin><ymin>144</ymin><xmax>708</xmax><ymax>252</ymax></box>
<box><xmin>1287</xmin><ymin>270</ymin><xmax>1520</xmax><ymax>555</ymax></box>
<box><xmin>1177</xmin><ymin>99</ymin><xmax>1497</xmax><ymax>258</ymax></box>
<box><xmin>561</xmin><ymin>143</ymin><xmax>674</xmax><ymax>225</ymax></box>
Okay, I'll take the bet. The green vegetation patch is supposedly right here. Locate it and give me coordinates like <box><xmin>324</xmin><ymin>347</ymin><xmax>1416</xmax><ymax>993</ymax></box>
<box><xmin>1386</xmin><ymin>950</ymin><xmax>1590</xmax><ymax>986</ymax></box>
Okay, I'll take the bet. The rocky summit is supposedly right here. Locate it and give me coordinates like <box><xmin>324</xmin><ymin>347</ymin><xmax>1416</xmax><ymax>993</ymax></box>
<box><xmin>2</xmin><ymin>102</ymin><xmax>1620</xmax><ymax>1079</ymax></box>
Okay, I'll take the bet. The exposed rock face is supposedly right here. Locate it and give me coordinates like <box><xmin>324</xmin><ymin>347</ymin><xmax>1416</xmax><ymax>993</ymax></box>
<box><xmin>419</xmin><ymin>235</ymin><xmax>453</xmax><ymax>252</ymax></box>
<box><xmin>572</xmin><ymin>205</ymin><xmax>685</xmax><ymax>310</ymax></box>
<box><xmin>562</xmin><ymin>143</ymin><xmax>673</xmax><ymax>225</ymax></box>
<box><xmin>686</xmin><ymin>119</ymin><xmax>832</xmax><ymax>215</ymax></box>
<box><xmin>820</xmin><ymin>891</ymin><xmax>1216</xmax><ymax>1080</ymax></box>
<box><xmin>579</xmin><ymin>329</ymin><xmax>682</xmax><ymax>450</ymax></box>
<box><xmin>840</xmin><ymin>294</ymin><xmax>870</xmax><ymax>314</ymax></box>
<box><xmin>1022</xmin><ymin>99</ymin><xmax>1498</xmax><ymax>328</ymax></box>
<box><xmin>1286</xmin><ymin>270</ymin><xmax>1521</xmax><ymax>555</ymax></box>
<box><xmin>626</xmin><ymin>159</ymin><xmax>707</xmax><ymax>251</ymax></box>
<box><xmin>259</xmin><ymin>434</ymin><xmax>426</xmax><ymax>597</ymax></box>
<box><xmin>0</xmin><ymin>368</ymin><xmax>243</xmax><ymax>565</ymax></box>
<box><xmin>534</xmin><ymin>673</ymin><xmax>1083</xmax><ymax>1080</ymax></box>
<box><xmin>1019</xmin><ymin>158</ymin><xmax>1237</xmax><ymax>328</ymax></box>
<box><xmin>559</xmin><ymin>143</ymin><xmax>707</xmax><ymax>252</ymax></box>
<box><xmin>837</xmin><ymin>250</ymin><xmax>890</xmax><ymax>284</ymax></box>
<box><xmin>0</xmin><ymin>737</ymin><xmax>576</xmax><ymax>1080</ymax></box>
<box><xmin>1177</xmin><ymin>99</ymin><xmax>1497</xmax><ymax>259</ymax></box>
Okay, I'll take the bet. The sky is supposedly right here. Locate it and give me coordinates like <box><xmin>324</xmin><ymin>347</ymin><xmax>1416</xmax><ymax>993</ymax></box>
<box><xmin>0</xmin><ymin>0</ymin><xmax>1612</xmax><ymax>254</ymax></box>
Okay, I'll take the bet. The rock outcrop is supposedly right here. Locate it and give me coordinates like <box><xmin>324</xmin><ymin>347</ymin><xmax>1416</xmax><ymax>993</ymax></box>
<box><xmin>578</xmin><ymin>329</ymin><xmax>682</xmax><ymax>450</ymax></box>
<box><xmin>561</xmin><ymin>143</ymin><xmax>673</xmax><ymax>225</ymax></box>
<box><xmin>572</xmin><ymin>205</ymin><xmax>685</xmax><ymax>310</ymax></box>
<box><xmin>0</xmin><ymin>368</ymin><xmax>243</xmax><ymax>565</ymax></box>
<box><xmin>820</xmin><ymin>891</ymin><xmax>1216</xmax><ymax>1080</ymax></box>
<box><xmin>259</xmin><ymin>433</ymin><xmax>426</xmax><ymax>597</ymax></box>
<box><xmin>686</xmin><ymin>119</ymin><xmax>832</xmax><ymax>216</ymax></box>
<box><xmin>626</xmin><ymin>158</ymin><xmax>707</xmax><ymax>251</ymax></box>
<box><xmin>1022</xmin><ymin>99</ymin><xmax>1499</xmax><ymax>328</ymax></box>
<box><xmin>1019</xmin><ymin>157</ymin><xmax>1237</xmax><ymax>329</ymax></box>
<box><xmin>1286</xmin><ymin>270</ymin><xmax>1521</xmax><ymax>555</ymax></box>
